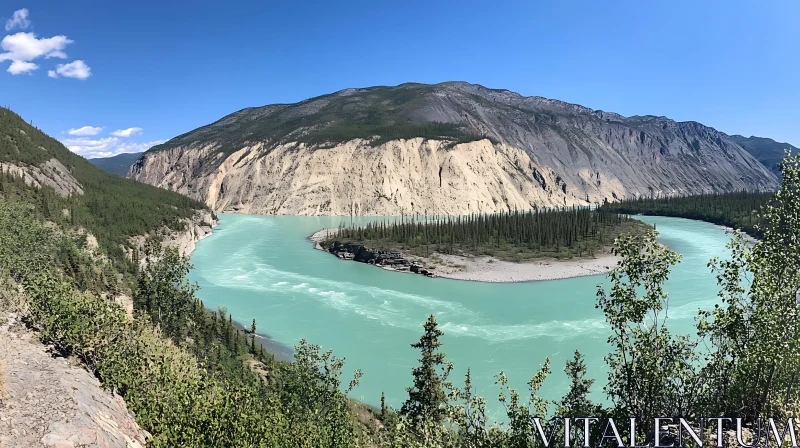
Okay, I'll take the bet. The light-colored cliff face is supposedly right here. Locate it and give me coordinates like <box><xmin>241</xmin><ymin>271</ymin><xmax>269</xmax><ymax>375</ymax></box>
<box><xmin>124</xmin><ymin>209</ymin><xmax>217</xmax><ymax>267</ymax></box>
<box><xmin>0</xmin><ymin>158</ymin><xmax>83</xmax><ymax>197</ymax></box>
<box><xmin>130</xmin><ymin>136</ymin><xmax>776</xmax><ymax>216</ymax></box>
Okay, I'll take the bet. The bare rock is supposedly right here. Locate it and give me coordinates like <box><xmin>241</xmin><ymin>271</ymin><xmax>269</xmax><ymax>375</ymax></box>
<box><xmin>0</xmin><ymin>312</ymin><xmax>148</xmax><ymax>447</ymax></box>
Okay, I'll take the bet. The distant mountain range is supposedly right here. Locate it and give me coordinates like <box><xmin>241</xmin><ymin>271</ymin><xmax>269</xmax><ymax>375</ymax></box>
<box><xmin>727</xmin><ymin>135</ymin><xmax>798</xmax><ymax>177</ymax></box>
<box><xmin>115</xmin><ymin>82</ymin><xmax>779</xmax><ymax>215</ymax></box>
<box><xmin>88</xmin><ymin>152</ymin><xmax>143</xmax><ymax>177</ymax></box>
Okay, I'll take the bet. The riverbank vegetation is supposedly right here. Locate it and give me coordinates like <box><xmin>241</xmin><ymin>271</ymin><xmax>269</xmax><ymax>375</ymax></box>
<box><xmin>0</xmin><ymin>201</ymin><xmax>368</xmax><ymax>446</ymax></box>
<box><xmin>599</xmin><ymin>190</ymin><xmax>770</xmax><ymax>238</ymax></box>
<box><xmin>325</xmin><ymin>208</ymin><xmax>649</xmax><ymax>262</ymax></box>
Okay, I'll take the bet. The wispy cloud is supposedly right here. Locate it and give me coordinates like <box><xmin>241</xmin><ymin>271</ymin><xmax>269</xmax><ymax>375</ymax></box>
<box><xmin>111</xmin><ymin>127</ymin><xmax>143</xmax><ymax>137</ymax></box>
<box><xmin>47</xmin><ymin>59</ymin><xmax>91</xmax><ymax>79</ymax></box>
<box><xmin>67</xmin><ymin>125</ymin><xmax>103</xmax><ymax>136</ymax></box>
<box><xmin>5</xmin><ymin>9</ymin><xmax>30</xmax><ymax>32</ymax></box>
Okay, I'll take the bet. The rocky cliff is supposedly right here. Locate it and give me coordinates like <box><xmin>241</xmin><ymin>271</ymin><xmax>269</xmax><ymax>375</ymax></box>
<box><xmin>130</xmin><ymin>82</ymin><xmax>778</xmax><ymax>215</ymax></box>
<box><xmin>0</xmin><ymin>158</ymin><xmax>83</xmax><ymax>197</ymax></box>
<box><xmin>124</xmin><ymin>209</ymin><xmax>218</xmax><ymax>268</ymax></box>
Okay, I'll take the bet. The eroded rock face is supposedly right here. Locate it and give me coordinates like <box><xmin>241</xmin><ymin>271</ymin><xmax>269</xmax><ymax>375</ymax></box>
<box><xmin>0</xmin><ymin>158</ymin><xmax>83</xmax><ymax>197</ymax></box>
<box><xmin>123</xmin><ymin>209</ymin><xmax>217</xmax><ymax>268</ymax></box>
<box><xmin>0</xmin><ymin>312</ymin><xmax>149</xmax><ymax>447</ymax></box>
<box><xmin>129</xmin><ymin>82</ymin><xmax>778</xmax><ymax>216</ymax></box>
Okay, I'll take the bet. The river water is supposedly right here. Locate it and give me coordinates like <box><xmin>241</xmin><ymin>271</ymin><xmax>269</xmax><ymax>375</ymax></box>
<box><xmin>188</xmin><ymin>214</ymin><xmax>730</xmax><ymax>419</ymax></box>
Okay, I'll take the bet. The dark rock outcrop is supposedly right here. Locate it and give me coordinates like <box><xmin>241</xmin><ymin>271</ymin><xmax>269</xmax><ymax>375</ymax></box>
<box><xmin>325</xmin><ymin>242</ymin><xmax>435</xmax><ymax>277</ymax></box>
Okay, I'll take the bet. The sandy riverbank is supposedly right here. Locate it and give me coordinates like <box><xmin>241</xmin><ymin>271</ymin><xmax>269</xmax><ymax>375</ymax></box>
<box><xmin>715</xmin><ymin>224</ymin><xmax>758</xmax><ymax>244</ymax></box>
<box><xmin>421</xmin><ymin>252</ymin><xmax>620</xmax><ymax>283</ymax></box>
<box><xmin>309</xmin><ymin>228</ymin><xmax>620</xmax><ymax>283</ymax></box>
<box><xmin>309</xmin><ymin>227</ymin><xmax>341</xmax><ymax>248</ymax></box>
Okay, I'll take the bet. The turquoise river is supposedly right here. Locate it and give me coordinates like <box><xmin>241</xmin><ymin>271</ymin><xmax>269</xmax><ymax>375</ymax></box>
<box><xmin>188</xmin><ymin>214</ymin><xmax>731</xmax><ymax>419</ymax></box>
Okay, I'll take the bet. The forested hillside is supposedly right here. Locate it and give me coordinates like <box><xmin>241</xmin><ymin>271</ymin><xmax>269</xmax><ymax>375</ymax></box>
<box><xmin>0</xmin><ymin>107</ymin><xmax>208</xmax><ymax>273</ymax></box>
<box><xmin>600</xmin><ymin>191</ymin><xmax>770</xmax><ymax>237</ymax></box>
<box><xmin>0</xmin><ymin>109</ymin><xmax>372</xmax><ymax>445</ymax></box>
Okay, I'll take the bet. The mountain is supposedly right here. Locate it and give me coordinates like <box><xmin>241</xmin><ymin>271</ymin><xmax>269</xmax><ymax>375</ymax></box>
<box><xmin>89</xmin><ymin>151</ymin><xmax>143</xmax><ymax>176</ymax></box>
<box><xmin>129</xmin><ymin>82</ymin><xmax>778</xmax><ymax>216</ymax></box>
<box><xmin>728</xmin><ymin>135</ymin><xmax>798</xmax><ymax>177</ymax></box>
<box><xmin>0</xmin><ymin>107</ymin><xmax>212</xmax><ymax>269</ymax></box>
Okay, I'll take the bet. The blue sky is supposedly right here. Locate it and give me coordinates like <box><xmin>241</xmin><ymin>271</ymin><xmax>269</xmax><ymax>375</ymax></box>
<box><xmin>0</xmin><ymin>1</ymin><xmax>798</xmax><ymax>158</ymax></box>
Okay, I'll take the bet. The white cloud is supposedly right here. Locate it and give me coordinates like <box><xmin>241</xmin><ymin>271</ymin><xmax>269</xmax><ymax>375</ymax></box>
<box><xmin>61</xmin><ymin>136</ymin><xmax>166</xmax><ymax>159</ymax></box>
<box><xmin>5</xmin><ymin>9</ymin><xmax>30</xmax><ymax>32</ymax></box>
<box><xmin>8</xmin><ymin>59</ymin><xmax>36</xmax><ymax>74</ymax></box>
<box><xmin>0</xmin><ymin>32</ymin><xmax>72</xmax><ymax>74</ymax></box>
<box><xmin>48</xmin><ymin>59</ymin><xmax>90</xmax><ymax>79</ymax></box>
<box><xmin>111</xmin><ymin>127</ymin><xmax>143</xmax><ymax>137</ymax></box>
<box><xmin>67</xmin><ymin>125</ymin><xmax>103</xmax><ymax>136</ymax></box>
<box><xmin>0</xmin><ymin>11</ymin><xmax>91</xmax><ymax>78</ymax></box>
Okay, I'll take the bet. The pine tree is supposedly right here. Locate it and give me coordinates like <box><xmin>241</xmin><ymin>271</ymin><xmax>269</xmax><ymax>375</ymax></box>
<box><xmin>401</xmin><ymin>314</ymin><xmax>452</xmax><ymax>426</ymax></box>
<box><xmin>250</xmin><ymin>318</ymin><xmax>257</xmax><ymax>355</ymax></box>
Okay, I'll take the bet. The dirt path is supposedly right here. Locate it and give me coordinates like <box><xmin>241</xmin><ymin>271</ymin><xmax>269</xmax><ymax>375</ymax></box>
<box><xmin>0</xmin><ymin>312</ymin><xmax>148</xmax><ymax>448</ymax></box>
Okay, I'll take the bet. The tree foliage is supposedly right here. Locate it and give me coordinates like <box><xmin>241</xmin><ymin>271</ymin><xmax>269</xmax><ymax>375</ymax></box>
<box><xmin>328</xmin><ymin>208</ymin><xmax>648</xmax><ymax>261</ymax></box>
<box><xmin>0</xmin><ymin>107</ymin><xmax>208</xmax><ymax>279</ymax></box>
<box><xmin>402</xmin><ymin>315</ymin><xmax>453</xmax><ymax>431</ymax></box>
<box><xmin>698</xmin><ymin>152</ymin><xmax>800</xmax><ymax>419</ymax></box>
<box><xmin>0</xmin><ymin>200</ymin><xmax>363</xmax><ymax>447</ymax></box>
<box><xmin>600</xmin><ymin>191</ymin><xmax>770</xmax><ymax>238</ymax></box>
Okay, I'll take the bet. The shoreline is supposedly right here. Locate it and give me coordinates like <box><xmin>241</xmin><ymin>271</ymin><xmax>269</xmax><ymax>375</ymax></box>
<box><xmin>714</xmin><ymin>224</ymin><xmax>758</xmax><ymax>244</ymax></box>
<box><xmin>228</xmin><ymin>317</ymin><xmax>295</xmax><ymax>362</ymax></box>
<box><xmin>187</xmin><ymin>215</ymin><xmax>295</xmax><ymax>361</ymax></box>
<box><xmin>309</xmin><ymin>228</ymin><xmax>619</xmax><ymax>283</ymax></box>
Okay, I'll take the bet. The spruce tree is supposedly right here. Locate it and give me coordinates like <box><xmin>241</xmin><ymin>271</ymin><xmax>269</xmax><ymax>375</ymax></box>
<box><xmin>401</xmin><ymin>314</ymin><xmax>452</xmax><ymax>426</ymax></box>
<box><xmin>250</xmin><ymin>319</ymin><xmax>257</xmax><ymax>355</ymax></box>
<box><xmin>380</xmin><ymin>392</ymin><xmax>387</xmax><ymax>420</ymax></box>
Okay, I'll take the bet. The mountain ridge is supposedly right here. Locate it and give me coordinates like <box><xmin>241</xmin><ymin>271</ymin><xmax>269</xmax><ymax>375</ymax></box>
<box><xmin>129</xmin><ymin>82</ymin><xmax>778</xmax><ymax>216</ymax></box>
<box><xmin>89</xmin><ymin>151</ymin><xmax>143</xmax><ymax>176</ymax></box>
<box><xmin>727</xmin><ymin>134</ymin><xmax>798</xmax><ymax>177</ymax></box>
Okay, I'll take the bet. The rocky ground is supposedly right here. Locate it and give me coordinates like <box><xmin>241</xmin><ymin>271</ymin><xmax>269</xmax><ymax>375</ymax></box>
<box><xmin>0</xmin><ymin>312</ymin><xmax>149</xmax><ymax>448</ymax></box>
